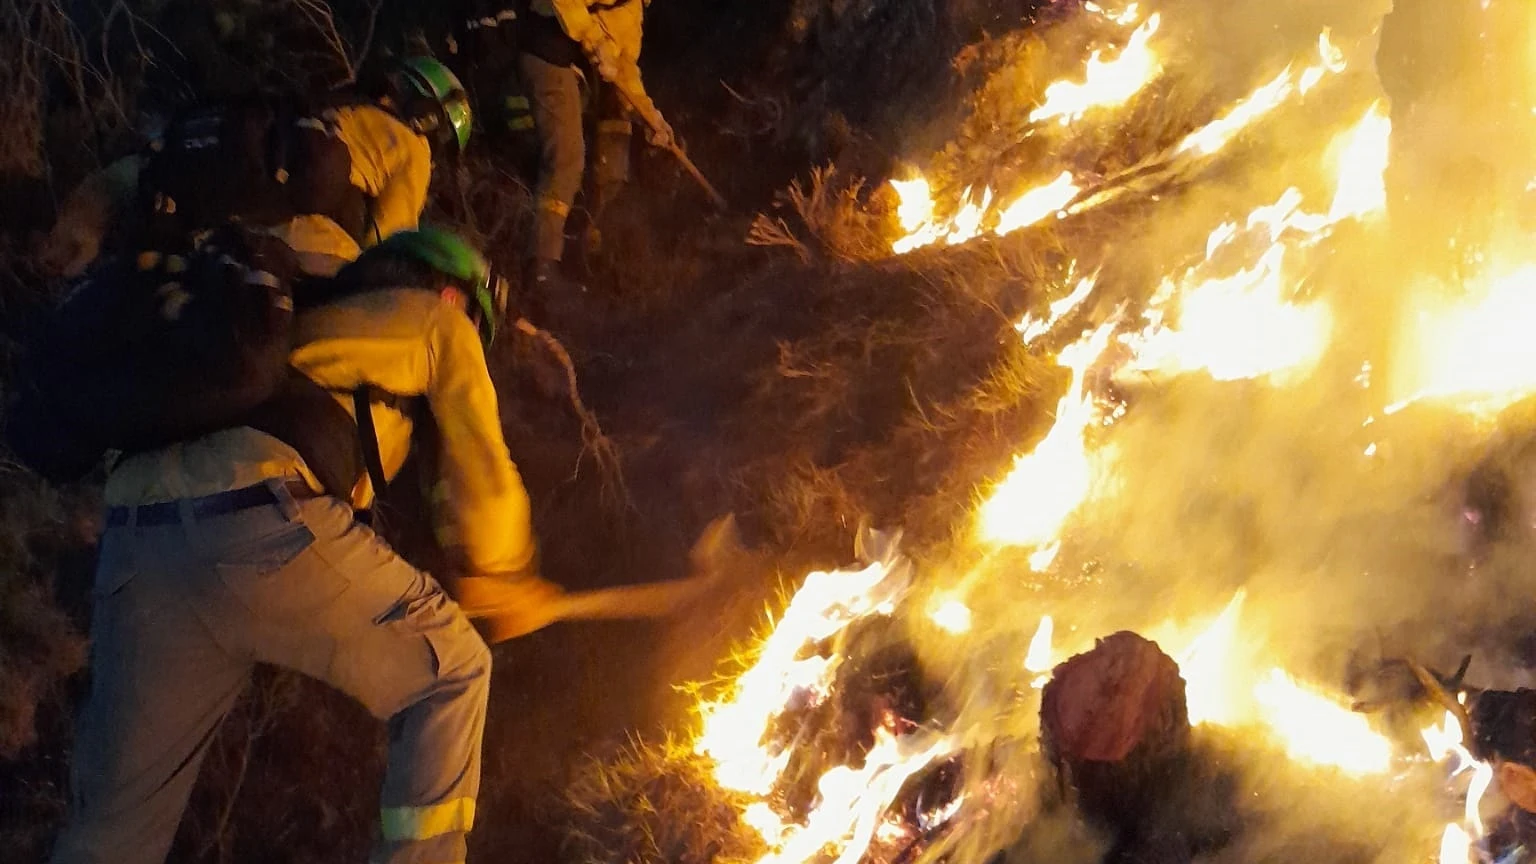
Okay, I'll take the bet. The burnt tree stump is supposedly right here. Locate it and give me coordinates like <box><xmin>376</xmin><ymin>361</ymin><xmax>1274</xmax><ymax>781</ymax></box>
<box><xmin>1040</xmin><ymin>632</ymin><xmax>1193</xmax><ymax>850</ymax></box>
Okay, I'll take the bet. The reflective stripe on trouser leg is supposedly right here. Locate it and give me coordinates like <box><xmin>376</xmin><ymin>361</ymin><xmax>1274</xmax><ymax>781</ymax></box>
<box><xmin>503</xmin><ymin>94</ymin><xmax>536</xmax><ymax>133</ymax></box>
<box><xmin>371</xmin><ymin>803</ymin><xmax>474</xmax><ymax>864</ymax></box>
<box><xmin>534</xmin><ymin>196</ymin><xmax>571</xmax><ymax>262</ymax></box>
<box><xmin>382</xmin><ymin>798</ymin><xmax>475</xmax><ymax>842</ymax></box>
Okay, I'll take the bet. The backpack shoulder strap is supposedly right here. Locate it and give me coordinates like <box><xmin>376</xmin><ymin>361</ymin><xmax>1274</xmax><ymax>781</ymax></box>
<box><xmin>353</xmin><ymin>386</ymin><xmax>392</xmax><ymax>509</ymax></box>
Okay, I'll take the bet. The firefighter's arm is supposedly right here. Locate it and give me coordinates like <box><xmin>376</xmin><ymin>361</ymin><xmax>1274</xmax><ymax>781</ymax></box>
<box><xmin>609</xmin><ymin>61</ymin><xmax>671</xmax><ymax>148</ymax></box>
<box><xmin>424</xmin><ymin>304</ymin><xmax>537</xmax><ymax>576</ymax></box>
<box><xmin>594</xmin><ymin>4</ymin><xmax>672</xmax><ymax>148</ymax></box>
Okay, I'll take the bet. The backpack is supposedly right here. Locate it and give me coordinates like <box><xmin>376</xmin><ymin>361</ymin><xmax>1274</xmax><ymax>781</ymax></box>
<box><xmin>3</xmin><ymin>226</ymin><xmax>366</xmax><ymax>496</ymax></box>
<box><xmin>136</xmin><ymin>92</ymin><xmax>372</xmax><ymax>248</ymax></box>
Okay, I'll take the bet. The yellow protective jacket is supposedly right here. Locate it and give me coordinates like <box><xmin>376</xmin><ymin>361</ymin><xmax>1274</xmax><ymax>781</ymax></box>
<box><xmin>275</xmin><ymin>104</ymin><xmax>433</xmax><ymax>267</ymax></box>
<box><xmin>535</xmin><ymin>0</ymin><xmax>663</xmax><ymax>127</ymax></box>
<box><xmin>43</xmin><ymin>105</ymin><xmax>431</xmax><ymax>278</ymax></box>
<box><xmin>332</xmin><ymin>104</ymin><xmax>433</xmax><ymax>244</ymax></box>
<box><xmin>103</xmin><ymin>289</ymin><xmax>536</xmax><ymax>576</ymax></box>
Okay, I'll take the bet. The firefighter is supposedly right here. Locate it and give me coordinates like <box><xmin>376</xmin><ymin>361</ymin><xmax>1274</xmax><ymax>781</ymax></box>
<box><xmin>516</xmin><ymin>0</ymin><xmax>674</xmax><ymax>297</ymax></box>
<box><xmin>38</xmin><ymin>56</ymin><xmax>473</xmax><ymax>279</ymax></box>
<box><xmin>273</xmin><ymin>55</ymin><xmax>475</xmax><ymax>273</ymax></box>
<box><xmin>47</xmin><ymin>227</ymin><xmax>566</xmax><ymax>864</ymax></box>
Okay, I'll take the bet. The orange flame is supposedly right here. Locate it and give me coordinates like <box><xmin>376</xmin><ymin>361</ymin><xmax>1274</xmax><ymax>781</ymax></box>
<box><xmin>1029</xmin><ymin>14</ymin><xmax>1163</xmax><ymax>126</ymax></box>
<box><xmin>995</xmin><ymin>171</ymin><xmax>1081</xmax><ymax>236</ymax></box>
<box><xmin>979</xmin><ymin>320</ymin><xmax>1120</xmax><ymax>552</ymax></box>
<box><xmin>1017</xmin><ymin>274</ymin><xmax>1098</xmax><ymax>346</ymax></box>
<box><xmin>1424</xmin><ymin>710</ymin><xmax>1493</xmax><ymax>863</ymax></box>
<box><xmin>1387</xmin><ymin>264</ymin><xmax>1536</xmax><ymax>417</ymax></box>
<box><xmin>695</xmin><ymin>556</ymin><xmax>909</xmax><ymax>796</ymax></box>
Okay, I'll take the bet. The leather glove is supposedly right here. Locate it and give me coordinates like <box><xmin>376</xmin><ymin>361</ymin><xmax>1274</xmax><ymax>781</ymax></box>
<box><xmin>440</xmin><ymin>566</ymin><xmax>569</xmax><ymax>644</ymax></box>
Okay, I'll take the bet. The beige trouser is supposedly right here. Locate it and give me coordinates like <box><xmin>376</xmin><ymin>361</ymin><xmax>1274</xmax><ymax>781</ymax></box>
<box><xmin>49</xmin><ymin>479</ymin><xmax>491</xmax><ymax>864</ymax></box>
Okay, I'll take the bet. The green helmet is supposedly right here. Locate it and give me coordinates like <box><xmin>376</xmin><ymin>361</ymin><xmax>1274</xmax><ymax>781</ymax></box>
<box><xmin>368</xmin><ymin>226</ymin><xmax>508</xmax><ymax>346</ymax></box>
<box><xmin>394</xmin><ymin>56</ymin><xmax>473</xmax><ymax>155</ymax></box>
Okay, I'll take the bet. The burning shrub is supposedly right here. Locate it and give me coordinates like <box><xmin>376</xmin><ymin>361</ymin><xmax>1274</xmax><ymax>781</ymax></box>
<box><xmin>561</xmin><ymin>737</ymin><xmax>765</xmax><ymax>864</ymax></box>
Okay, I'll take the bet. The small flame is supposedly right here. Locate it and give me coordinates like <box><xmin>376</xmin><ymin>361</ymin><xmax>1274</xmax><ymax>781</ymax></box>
<box><xmin>1423</xmin><ymin>711</ymin><xmax>1494</xmax><ymax>862</ymax></box>
<box><xmin>946</xmin><ymin>187</ymin><xmax>993</xmax><ymax>246</ymax></box>
<box><xmin>696</xmin><ymin>558</ymin><xmax>908</xmax><ymax>796</ymax></box>
<box><xmin>1122</xmin><ymin>189</ymin><xmax>1338</xmax><ymax>384</ymax></box>
<box><xmin>890</xmin><ymin>177</ymin><xmax>946</xmax><ymax>254</ymax></box>
<box><xmin>1252</xmin><ymin>669</ymin><xmax>1393</xmax><ymax>776</ymax></box>
<box><xmin>1024</xmin><ymin>615</ymin><xmax>1055</xmax><ymax>672</ymax></box>
<box><xmin>892</xmin><ymin>176</ymin><xmax>936</xmax><ymax>233</ymax></box>
<box><xmin>980</xmin><ymin>320</ymin><xmax>1120</xmax><ymax>551</ymax></box>
<box><xmin>1326</xmin><ymin>102</ymin><xmax>1391</xmax><ymax>223</ymax></box>
<box><xmin>1178</xmin><ymin>591</ymin><xmax>1247</xmax><ymax>726</ymax></box>
<box><xmin>995</xmin><ymin>171</ymin><xmax>1081</xmax><ymax>236</ymax></box>
<box><xmin>930</xmin><ymin>598</ymin><xmax>973</xmax><ymax>634</ymax></box>
<box><xmin>1085</xmin><ymin>1</ymin><xmax>1141</xmax><ymax>27</ymax></box>
<box><xmin>1439</xmin><ymin>824</ymin><xmax>1473</xmax><ymax>864</ymax></box>
<box><xmin>1178</xmin><ymin>66</ymin><xmax>1301</xmax><ymax>158</ymax></box>
<box><xmin>1388</xmin><ymin>265</ymin><xmax>1536</xmax><ymax>416</ymax></box>
<box><xmin>1299</xmin><ymin>28</ymin><xmax>1347</xmax><ymax>93</ymax></box>
<box><xmin>759</xmin><ymin>732</ymin><xmax>956</xmax><ymax>864</ymax></box>
<box><xmin>1017</xmin><ymin>274</ymin><xmax>1098</xmax><ymax>345</ymax></box>
<box><xmin>1029</xmin><ymin>14</ymin><xmax>1163</xmax><ymax>125</ymax></box>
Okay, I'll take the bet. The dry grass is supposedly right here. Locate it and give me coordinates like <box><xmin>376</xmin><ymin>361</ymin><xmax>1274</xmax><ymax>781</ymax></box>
<box><xmin>561</xmin><ymin>736</ymin><xmax>765</xmax><ymax>864</ymax></box>
<box><xmin>747</xmin><ymin>164</ymin><xmax>892</xmax><ymax>265</ymax></box>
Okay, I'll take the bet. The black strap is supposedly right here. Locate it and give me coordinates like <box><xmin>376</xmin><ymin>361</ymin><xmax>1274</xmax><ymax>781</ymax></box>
<box><xmin>353</xmin><ymin>386</ymin><xmax>391</xmax><ymax>513</ymax></box>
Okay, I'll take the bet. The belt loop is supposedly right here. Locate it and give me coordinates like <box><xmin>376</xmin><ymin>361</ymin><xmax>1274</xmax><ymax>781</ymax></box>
<box><xmin>267</xmin><ymin>477</ymin><xmax>302</xmax><ymax>521</ymax></box>
<box><xmin>125</xmin><ymin>505</ymin><xmax>138</xmax><ymax>529</ymax></box>
<box><xmin>177</xmin><ymin>497</ymin><xmax>195</xmax><ymax>525</ymax></box>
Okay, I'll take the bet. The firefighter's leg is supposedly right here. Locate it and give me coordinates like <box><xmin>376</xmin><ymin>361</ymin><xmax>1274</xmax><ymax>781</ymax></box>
<box><xmin>49</xmin><ymin>524</ymin><xmax>250</xmax><ymax>864</ymax></box>
<box><xmin>519</xmin><ymin>53</ymin><xmax>587</xmax><ymax>265</ymax></box>
<box><xmin>205</xmin><ymin>491</ymin><xmax>491</xmax><ymax>864</ymax></box>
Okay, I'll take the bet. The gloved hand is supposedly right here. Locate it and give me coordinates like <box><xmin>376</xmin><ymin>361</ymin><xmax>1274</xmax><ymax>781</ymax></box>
<box><xmin>440</xmin><ymin>565</ymin><xmax>569</xmax><ymax>644</ymax></box>
<box><xmin>644</xmin><ymin>114</ymin><xmax>676</xmax><ymax>150</ymax></box>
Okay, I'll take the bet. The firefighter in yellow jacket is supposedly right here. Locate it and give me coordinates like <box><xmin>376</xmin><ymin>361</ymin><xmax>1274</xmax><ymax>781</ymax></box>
<box><xmin>48</xmin><ymin>228</ymin><xmax>560</xmax><ymax>864</ymax></box>
<box><xmin>517</xmin><ymin>0</ymin><xmax>673</xmax><ymax>294</ymax></box>
<box><xmin>38</xmin><ymin>57</ymin><xmax>471</xmax><ymax>279</ymax></box>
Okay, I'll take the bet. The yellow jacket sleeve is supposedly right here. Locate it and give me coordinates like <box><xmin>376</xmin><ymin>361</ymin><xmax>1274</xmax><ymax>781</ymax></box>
<box><xmin>426</xmin><ymin>304</ymin><xmax>537</xmax><ymax>574</ymax></box>
<box><xmin>596</xmin><ymin>2</ymin><xmax>660</xmax><ymax>119</ymax></box>
<box><xmin>332</xmin><ymin>105</ymin><xmax>433</xmax><ymax>244</ymax></box>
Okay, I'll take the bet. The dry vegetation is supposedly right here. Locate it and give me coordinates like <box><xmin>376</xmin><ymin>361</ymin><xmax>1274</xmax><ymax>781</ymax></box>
<box><xmin>561</xmin><ymin>737</ymin><xmax>765</xmax><ymax>864</ymax></box>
